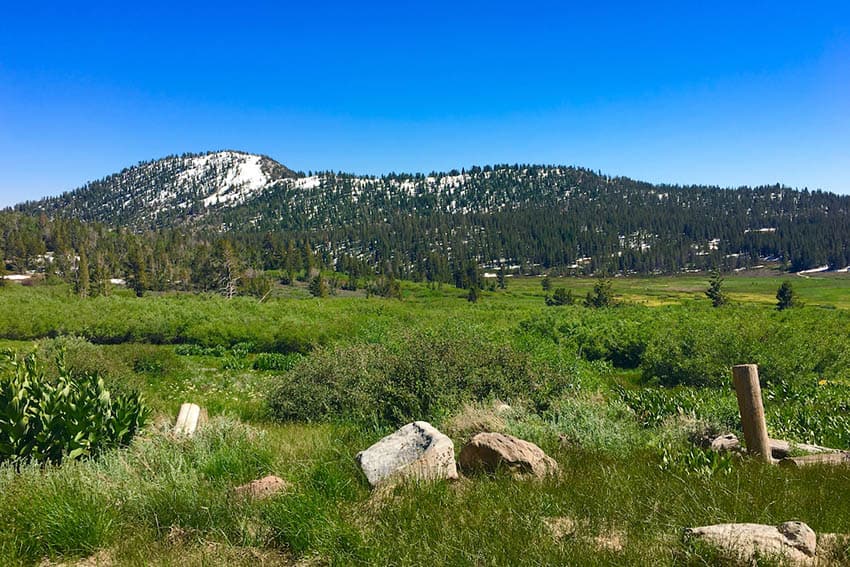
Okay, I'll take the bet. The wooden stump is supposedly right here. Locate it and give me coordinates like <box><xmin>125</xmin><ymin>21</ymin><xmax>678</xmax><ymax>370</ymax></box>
<box><xmin>173</xmin><ymin>403</ymin><xmax>207</xmax><ymax>437</ymax></box>
<box><xmin>732</xmin><ymin>365</ymin><xmax>772</xmax><ymax>462</ymax></box>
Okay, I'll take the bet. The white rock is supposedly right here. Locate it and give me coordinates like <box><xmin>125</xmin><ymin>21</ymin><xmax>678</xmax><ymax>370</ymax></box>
<box><xmin>355</xmin><ymin>421</ymin><xmax>458</xmax><ymax>487</ymax></box>
<box><xmin>685</xmin><ymin>521</ymin><xmax>817</xmax><ymax>564</ymax></box>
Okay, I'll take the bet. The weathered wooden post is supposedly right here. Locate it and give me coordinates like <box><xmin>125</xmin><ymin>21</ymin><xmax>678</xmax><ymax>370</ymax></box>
<box><xmin>173</xmin><ymin>402</ymin><xmax>207</xmax><ymax>437</ymax></box>
<box><xmin>732</xmin><ymin>364</ymin><xmax>772</xmax><ymax>462</ymax></box>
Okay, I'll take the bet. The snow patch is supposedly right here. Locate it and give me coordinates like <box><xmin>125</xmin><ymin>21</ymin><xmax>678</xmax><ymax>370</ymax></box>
<box><xmin>797</xmin><ymin>265</ymin><xmax>830</xmax><ymax>275</ymax></box>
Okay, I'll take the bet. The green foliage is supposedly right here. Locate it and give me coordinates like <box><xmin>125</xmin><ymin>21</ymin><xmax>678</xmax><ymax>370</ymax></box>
<box><xmin>583</xmin><ymin>278</ymin><xmax>614</xmax><ymax>308</ymax></box>
<box><xmin>253</xmin><ymin>352</ymin><xmax>302</xmax><ymax>372</ymax></box>
<box><xmin>776</xmin><ymin>280</ymin><xmax>798</xmax><ymax>310</ymax></box>
<box><xmin>268</xmin><ymin>327</ymin><xmax>575</xmax><ymax>426</ymax></box>
<box><xmin>545</xmin><ymin>287</ymin><xmax>574</xmax><ymax>306</ymax></box>
<box><xmin>705</xmin><ymin>270</ymin><xmax>728</xmax><ymax>307</ymax></box>
<box><xmin>658</xmin><ymin>445</ymin><xmax>735</xmax><ymax>479</ymax></box>
<box><xmin>0</xmin><ymin>352</ymin><xmax>149</xmax><ymax>465</ymax></box>
<box><xmin>176</xmin><ymin>343</ymin><xmax>230</xmax><ymax>357</ymax></box>
<box><xmin>616</xmin><ymin>386</ymin><xmax>740</xmax><ymax>431</ymax></box>
<box><xmin>308</xmin><ymin>274</ymin><xmax>328</xmax><ymax>298</ymax></box>
<box><xmin>0</xmin><ymin>417</ymin><xmax>274</xmax><ymax>564</ymax></box>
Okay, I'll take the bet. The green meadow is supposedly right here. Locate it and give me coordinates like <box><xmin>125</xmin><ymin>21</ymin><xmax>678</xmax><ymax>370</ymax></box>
<box><xmin>2</xmin><ymin>272</ymin><xmax>850</xmax><ymax>565</ymax></box>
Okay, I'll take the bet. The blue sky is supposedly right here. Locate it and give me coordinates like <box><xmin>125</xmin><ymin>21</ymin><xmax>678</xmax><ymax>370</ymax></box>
<box><xmin>1</xmin><ymin>1</ymin><xmax>849</xmax><ymax>206</ymax></box>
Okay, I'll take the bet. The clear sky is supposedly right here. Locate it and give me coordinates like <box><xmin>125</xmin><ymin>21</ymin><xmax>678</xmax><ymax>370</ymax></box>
<box><xmin>1</xmin><ymin>1</ymin><xmax>848</xmax><ymax>206</ymax></box>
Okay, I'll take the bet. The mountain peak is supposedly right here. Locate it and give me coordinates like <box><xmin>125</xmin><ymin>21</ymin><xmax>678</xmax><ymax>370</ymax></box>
<box><xmin>18</xmin><ymin>151</ymin><xmax>298</xmax><ymax>228</ymax></box>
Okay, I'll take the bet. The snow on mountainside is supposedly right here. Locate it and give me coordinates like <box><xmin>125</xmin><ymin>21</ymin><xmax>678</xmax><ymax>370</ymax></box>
<box><xmin>18</xmin><ymin>151</ymin><xmax>297</xmax><ymax>228</ymax></box>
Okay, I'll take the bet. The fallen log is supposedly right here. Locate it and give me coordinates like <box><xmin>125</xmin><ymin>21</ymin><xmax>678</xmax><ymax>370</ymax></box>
<box><xmin>779</xmin><ymin>452</ymin><xmax>850</xmax><ymax>468</ymax></box>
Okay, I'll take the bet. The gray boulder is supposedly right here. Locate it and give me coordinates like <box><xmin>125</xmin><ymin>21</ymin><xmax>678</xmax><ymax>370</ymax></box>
<box><xmin>355</xmin><ymin>421</ymin><xmax>458</xmax><ymax>487</ymax></box>
<box><xmin>685</xmin><ymin>521</ymin><xmax>817</xmax><ymax>564</ymax></box>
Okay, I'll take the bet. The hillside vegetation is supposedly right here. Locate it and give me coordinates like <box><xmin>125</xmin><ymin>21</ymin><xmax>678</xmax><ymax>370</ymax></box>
<box><xmin>1</xmin><ymin>275</ymin><xmax>850</xmax><ymax>565</ymax></box>
<box><xmin>7</xmin><ymin>154</ymin><xmax>850</xmax><ymax>279</ymax></box>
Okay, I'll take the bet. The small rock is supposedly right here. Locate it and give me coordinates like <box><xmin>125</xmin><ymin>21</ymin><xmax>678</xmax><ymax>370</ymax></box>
<box><xmin>459</xmin><ymin>432</ymin><xmax>558</xmax><ymax>478</ymax></box>
<box><xmin>233</xmin><ymin>475</ymin><xmax>290</xmax><ymax>500</ymax></box>
<box><xmin>710</xmin><ymin>434</ymin><xmax>742</xmax><ymax>453</ymax></box>
<box><xmin>685</xmin><ymin>521</ymin><xmax>817</xmax><ymax>564</ymax></box>
<box><xmin>355</xmin><ymin>421</ymin><xmax>458</xmax><ymax>487</ymax></box>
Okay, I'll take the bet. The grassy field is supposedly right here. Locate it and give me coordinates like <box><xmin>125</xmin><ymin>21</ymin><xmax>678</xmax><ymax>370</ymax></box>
<box><xmin>2</xmin><ymin>273</ymin><xmax>850</xmax><ymax>565</ymax></box>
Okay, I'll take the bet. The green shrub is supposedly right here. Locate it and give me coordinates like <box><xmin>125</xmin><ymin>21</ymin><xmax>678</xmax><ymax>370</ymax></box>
<box><xmin>253</xmin><ymin>352</ymin><xmax>302</xmax><ymax>372</ymax></box>
<box><xmin>130</xmin><ymin>344</ymin><xmax>180</xmax><ymax>375</ymax></box>
<box><xmin>0</xmin><ymin>352</ymin><xmax>149</xmax><ymax>465</ymax></box>
<box><xmin>176</xmin><ymin>343</ymin><xmax>229</xmax><ymax>357</ymax></box>
<box><xmin>268</xmin><ymin>328</ymin><xmax>576</xmax><ymax>426</ymax></box>
<box><xmin>615</xmin><ymin>385</ymin><xmax>740</xmax><ymax>431</ymax></box>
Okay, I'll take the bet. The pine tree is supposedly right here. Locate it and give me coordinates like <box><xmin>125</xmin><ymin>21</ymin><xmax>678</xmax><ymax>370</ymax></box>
<box><xmin>126</xmin><ymin>245</ymin><xmax>148</xmax><ymax>297</ymax></box>
<box><xmin>303</xmin><ymin>240</ymin><xmax>315</xmax><ymax>277</ymax></box>
<box><xmin>497</xmin><ymin>265</ymin><xmax>507</xmax><ymax>289</ymax></box>
<box><xmin>284</xmin><ymin>239</ymin><xmax>298</xmax><ymax>284</ymax></box>
<box><xmin>584</xmin><ymin>278</ymin><xmax>614</xmax><ymax>308</ymax></box>
<box><xmin>309</xmin><ymin>274</ymin><xmax>328</xmax><ymax>298</ymax></box>
<box><xmin>0</xmin><ymin>254</ymin><xmax>6</xmax><ymax>287</ymax></box>
<box><xmin>541</xmin><ymin>275</ymin><xmax>551</xmax><ymax>291</ymax></box>
<box><xmin>776</xmin><ymin>281</ymin><xmax>798</xmax><ymax>310</ymax></box>
<box><xmin>467</xmin><ymin>285</ymin><xmax>479</xmax><ymax>303</ymax></box>
<box><xmin>705</xmin><ymin>270</ymin><xmax>727</xmax><ymax>307</ymax></box>
<box><xmin>90</xmin><ymin>253</ymin><xmax>111</xmax><ymax>297</ymax></box>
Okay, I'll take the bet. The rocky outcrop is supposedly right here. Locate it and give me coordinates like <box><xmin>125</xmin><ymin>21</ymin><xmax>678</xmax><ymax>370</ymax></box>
<box><xmin>355</xmin><ymin>421</ymin><xmax>458</xmax><ymax>487</ymax></box>
<box><xmin>685</xmin><ymin>521</ymin><xmax>817</xmax><ymax>564</ymax></box>
<box><xmin>459</xmin><ymin>432</ymin><xmax>558</xmax><ymax>478</ymax></box>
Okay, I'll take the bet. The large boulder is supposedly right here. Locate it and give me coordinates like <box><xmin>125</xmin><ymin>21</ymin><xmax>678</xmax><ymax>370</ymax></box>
<box><xmin>355</xmin><ymin>421</ymin><xmax>458</xmax><ymax>487</ymax></box>
<box><xmin>684</xmin><ymin>521</ymin><xmax>817</xmax><ymax>564</ymax></box>
<box><xmin>459</xmin><ymin>432</ymin><xmax>558</xmax><ymax>478</ymax></box>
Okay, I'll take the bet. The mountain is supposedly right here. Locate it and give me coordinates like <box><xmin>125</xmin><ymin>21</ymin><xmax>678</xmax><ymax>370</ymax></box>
<box><xmin>11</xmin><ymin>152</ymin><xmax>850</xmax><ymax>275</ymax></box>
<box><xmin>17</xmin><ymin>151</ymin><xmax>298</xmax><ymax>228</ymax></box>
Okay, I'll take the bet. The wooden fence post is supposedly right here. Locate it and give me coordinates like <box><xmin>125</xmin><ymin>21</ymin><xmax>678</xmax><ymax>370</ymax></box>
<box><xmin>732</xmin><ymin>364</ymin><xmax>772</xmax><ymax>463</ymax></box>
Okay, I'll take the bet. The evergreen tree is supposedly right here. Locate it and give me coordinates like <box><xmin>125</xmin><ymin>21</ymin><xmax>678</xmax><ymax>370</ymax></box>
<box><xmin>126</xmin><ymin>245</ymin><xmax>148</xmax><ymax>297</ymax></box>
<box><xmin>705</xmin><ymin>270</ymin><xmax>728</xmax><ymax>307</ymax></box>
<box><xmin>303</xmin><ymin>240</ymin><xmax>315</xmax><ymax>277</ymax></box>
<box><xmin>776</xmin><ymin>280</ymin><xmax>798</xmax><ymax>310</ymax></box>
<box><xmin>0</xmin><ymin>255</ymin><xmax>6</xmax><ymax>287</ymax></box>
<box><xmin>284</xmin><ymin>239</ymin><xmax>298</xmax><ymax>284</ymax></box>
<box><xmin>546</xmin><ymin>287</ymin><xmax>574</xmax><ymax>306</ymax></box>
<box><xmin>497</xmin><ymin>265</ymin><xmax>507</xmax><ymax>289</ymax></box>
<box><xmin>467</xmin><ymin>285</ymin><xmax>479</xmax><ymax>303</ymax></box>
<box><xmin>584</xmin><ymin>278</ymin><xmax>614</xmax><ymax>308</ymax></box>
<box><xmin>90</xmin><ymin>253</ymin><xmax>111</xmax><ymax>297</ymax></box>
<box><xmin>541</xmin><ymin>275</ymin><xmax>551</xmax><ymax>291</ymax></box>
<box><xmin>309</xmin><ymin>274</ymin><xmax>328</xmax><ymax>298</ymax></box>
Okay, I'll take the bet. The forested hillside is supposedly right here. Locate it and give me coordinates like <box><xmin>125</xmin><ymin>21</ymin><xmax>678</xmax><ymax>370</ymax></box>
<box><xmin>5</xmin><ymin>152</ymin><xmax>850</xmax><ymax>293</ymax></box>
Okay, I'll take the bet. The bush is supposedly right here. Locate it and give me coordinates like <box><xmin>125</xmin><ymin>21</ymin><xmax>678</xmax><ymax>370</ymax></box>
<box><xmin>176</xmin><ymin>343</ymin><xmax>229</xmax><ymax>357</ymax></box>
<box><xmin>267</xmin><ymin>328</ymin><xmax>576</xmax><ymax>426</ymax></box>
<box><xmin>253</xmin><ymin>352</ymin><xmax>302</xmax><ymax>372</ymax></box>
<box><xmin>0</xmin><ymin>352</ymin><xmax>149</xmax><ymax>465</ymax></box>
